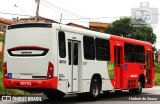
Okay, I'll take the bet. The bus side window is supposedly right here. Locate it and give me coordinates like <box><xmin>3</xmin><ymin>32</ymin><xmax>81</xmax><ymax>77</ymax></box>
<box><xmin>152</xmin><ymin>53</ymin><xmax>154</xmax><ymax>67</ymax></box>
<box><xmin>124</xmin><ymin>43</ymin><xmax>135</xmax><ymax>62</ymax></box>
<box><xmin>58</xmin><ymin>31</ymin><xmax>66</xmax><ymax>58</ymax></box>
<box><xmin>135</xmin><ymin>45</ymin><xmax>145</xmax><ymax>63</ymax></box>
<box><xmin>95</xmin><ymin>38</ymin><xmax>110</xmax><ymax>61</ymax></box>
<box><xmin>83</xmin><ymin>36</ymin><xmax>95</xmax><ymax>60</ymax></box>
<box><xmin>146</xmin><ymin>52</ymin><xmax>151</xmax><ymax>68</ymax></box>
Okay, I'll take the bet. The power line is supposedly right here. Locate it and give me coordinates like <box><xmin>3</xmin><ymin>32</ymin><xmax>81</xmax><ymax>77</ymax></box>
<box><xmin>40</xmin><ymin>2</ymin><xmax>77</xmax><ymax>21</ymax></box>
<box><xmin>52</xmin><ymin>16</ymin><xmax>119</xmax><ymax>21</ymax></box>
<box><xmin>41</xmin><ymin>0</ymin><xmax>88</xmax><ymax>23</ymax></box>
<box><xmin>41</xmin><ymin>0</ymin><xmax>122</xmax><ymax>23</ymax></box>
<box><xmin>0</xmin><ymin>11</ymin><xmax>122</xmax><ymax>22</ymax></box>
<box><xmin>41</xmin><ymin>0</ymin><xmax>87</xmax><ymax>19</ymax></box>
<box><xmin>50</xmin><ymin>0</ymin><xmax>103</xmax><ymax>22</ymax></box>
<box><xmin>0</xmin><ymin>11</ymin><xmax>33</xmax><ymax>17</ymax></box>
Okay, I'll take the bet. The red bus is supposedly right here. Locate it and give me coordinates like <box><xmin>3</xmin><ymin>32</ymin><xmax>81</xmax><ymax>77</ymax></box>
<box><xmin>109</xmin><ymin>35</ymin><xmax>154</xmax><ymax>93</ymax></box>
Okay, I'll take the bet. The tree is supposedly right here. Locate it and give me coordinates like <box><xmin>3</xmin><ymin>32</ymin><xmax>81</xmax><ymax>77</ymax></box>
<box><xmin>105</xmin><ymin>17</ymin><xmax>156</xmax><ymax>44</ymax></box>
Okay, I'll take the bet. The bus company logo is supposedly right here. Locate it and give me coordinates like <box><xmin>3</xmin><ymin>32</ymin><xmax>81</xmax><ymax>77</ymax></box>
<box><xmin>1</xmin><ymin>96</ymin><xmax>42</xmax><ymax>102</ymax></box>
<box><xmin>2</xmin><ymin>96</ymin><xmax>11</xmax><ymax>101</ymax></box>
<box><xmin>131</xmin><ymin>2</ymin><xmax>158</xmax><ymax>25</ymax></box>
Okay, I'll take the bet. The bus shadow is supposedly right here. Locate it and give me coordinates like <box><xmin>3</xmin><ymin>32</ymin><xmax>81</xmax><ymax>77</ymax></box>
<box><xmin>12</xmin><ymin>92</ymin><xmax>150</xmax><ymax>104</ymax></box>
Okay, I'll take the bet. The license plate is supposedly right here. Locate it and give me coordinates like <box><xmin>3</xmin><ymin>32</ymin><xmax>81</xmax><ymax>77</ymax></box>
<box><xmin>19</xmin><ymin>82</ymin><xmax>32</xmax><ymax>86</ymax></box>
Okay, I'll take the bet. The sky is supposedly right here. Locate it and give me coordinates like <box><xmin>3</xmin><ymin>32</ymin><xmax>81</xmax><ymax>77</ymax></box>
<box><xmin>0</xmin><ymin>0</ymin><xmax>160</xmax><ymax>49</ymax></box>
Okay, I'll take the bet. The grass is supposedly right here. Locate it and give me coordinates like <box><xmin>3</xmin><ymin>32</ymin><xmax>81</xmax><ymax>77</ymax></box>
<box><xmin>155</xmin><ymin>64</ymin><xmax>160</xmax><ymax>73</ymax></box>
<box><xmin>0</xmin><ymin>60</ymin><xmax>30</xmax><ymax>95</ymax></box>
<box><xmin>154</xmin><ymin>61</ymin><xmax>160</xmax><ymax>85</ymax></box>
<box><xmin>154</xmin><ymin>73</ymin><xmax>160</xmax><ymax>85</ymax></box>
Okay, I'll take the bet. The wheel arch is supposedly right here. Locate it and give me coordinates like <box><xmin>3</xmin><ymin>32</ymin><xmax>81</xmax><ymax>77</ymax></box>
<box><xmin>139</xmin><ymin>74</ymin><xmax>145</xmax><ymax>88</ymax></box>
<box><xmin>91</xmin><ymin>73</ymin><xmax>102</xmax><ymax>90</ymax></box>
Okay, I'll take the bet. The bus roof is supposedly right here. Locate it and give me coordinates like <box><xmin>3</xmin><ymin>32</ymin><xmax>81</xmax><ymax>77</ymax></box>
<box><xmin>110</xmin><ymin>35</ymin><xmax>152</xmax><ymax>46</ymax></box>
<box><xmin>7</xmin><ymin>22</ymin><xmax>153</xmax><ymax>47</ymax></box>
<box><xmin>53</xmin><ymin>23</ymin><xmax>111</xmax><ymax>40</ymax></box>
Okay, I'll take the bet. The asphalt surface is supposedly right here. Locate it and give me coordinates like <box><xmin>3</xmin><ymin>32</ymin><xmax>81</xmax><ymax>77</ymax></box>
<box><xmin>0</xmin><ymin>86</ymin><xmax>160</xmax><ymax>104</ymax></box>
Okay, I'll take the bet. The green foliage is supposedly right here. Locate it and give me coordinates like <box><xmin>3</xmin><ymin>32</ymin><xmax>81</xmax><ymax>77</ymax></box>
<box><xmin>154</xmin><ymin>73</ymin><xmax>160</xmax><ymax>85</ymax></box>
<box><xmin>0</xmin><ymin>36</ymin><xmax>4</xmax><ymax>42</ymax></box>
<box><xmin>0</xmin><ymin>33</ymin><xmax>5</xmax><ymax>42</ymax></box>
<box><xmin>105</xmin><ymin>17</ymin><xmax>156</xmax><ymax>44</ymax></box>
<box><xmin>154</xmin><ymin>62</ymin><xmax>160</xmax><ymax>85</ymax></box>
<box><xmin>105</xmin><ymin>17</ymin><xmax>132</xmax><ymax>37</ymax></box>
<box><xmin>155</xmin><ymin>62</ymin><xmax>160</xmax><ymax>73</ymax></box>
<box><xmin>0</xmin><ymin>59</ymin><xmax>3</xmax><ymax>70</ymax></box>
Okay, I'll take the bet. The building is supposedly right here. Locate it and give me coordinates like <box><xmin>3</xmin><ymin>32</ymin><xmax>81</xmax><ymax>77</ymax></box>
<box><xmin>66</xmin><ymin>22</ymin><xmax>90</xmax><ymax>30</ymax></box>
<box><xmin>0</xmin><ymin>17</ymin><xmax>15</xmax><ymax>59</ymax></box>
<box><xmin>89</xmin><ymin>22</ymin><xmax>109</xmax><ymax>33</ymax></box>
<box><xmin>0</xmin><ymin>17</ymin><xmax>15</xmax><ymax>33</ymax></box>
<box><xmin>17</xmin><ymin>16</ymin><xmax>59</xmax><ymax>23</ymax></box>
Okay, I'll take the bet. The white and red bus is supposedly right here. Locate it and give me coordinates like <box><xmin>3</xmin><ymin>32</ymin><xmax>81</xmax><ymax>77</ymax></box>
<box><xmin>3</xmin><ymin>23</ymin><xmax>154</xmax><ymax>100</ymax></box>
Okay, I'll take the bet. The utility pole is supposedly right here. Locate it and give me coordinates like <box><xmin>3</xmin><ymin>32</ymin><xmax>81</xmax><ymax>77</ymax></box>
<box><xmin>35</xmin><ymin>0</ymin><xmax>40</xmax><ymax>22</ymax></box>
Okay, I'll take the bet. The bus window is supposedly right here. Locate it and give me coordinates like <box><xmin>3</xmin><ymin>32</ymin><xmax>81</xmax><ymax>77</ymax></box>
<box><xmin>146</xmin><ymin>52</ymin><xmax>151</xmax><ymax>67</ymax></box>
<box><xmin>95</xmin><ymin>38</ymin><xmax>110</xmax><ymax>61</ymax></box>
<box><xmin>124</xmin><ymin>43</ymin><xmax>135</xmax><ymax>62</ymax></box>
<box><xmin>83</xmin><ymin>36</ymin><xmax>95</xmax><ymax>60</ymax></box>
<box><xmin>114</xmin><ymin>47</ymin><xmax>121</xmax><ymax>66</ymax></box>
<box><xmin>68</xmin><ymin>42</ymin><xmax>71</xmax><ymax>65</ymax></box>
<box><xmin>73</xmin><ymin>43</ymin><xmax>78</xmax><ymax>65</ymax></box>
<box><xmin>152</xmin><ymin>53</ymin><xmax>154</xmax><ymax>67</ymax></box>
<box><xmin>135</xmin><ymin>45</ymin><xmax>145</xmax><ymax>63</ymax></box>
<box><xmin>58</xmin><ymin>31</ymin><xmax>66</xmax><ymax>58</ymax></box>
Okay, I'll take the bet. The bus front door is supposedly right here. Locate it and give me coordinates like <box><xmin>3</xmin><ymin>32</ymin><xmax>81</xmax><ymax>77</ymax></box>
<box><xmin>68</xmin><ymin>40</ymin><xmax>80</xmax><ymax>92</ymax></box>
<box><xmin>114</xmin><ymin>47</ymin><xmax>122</xmax><ymax>89</ymax></box>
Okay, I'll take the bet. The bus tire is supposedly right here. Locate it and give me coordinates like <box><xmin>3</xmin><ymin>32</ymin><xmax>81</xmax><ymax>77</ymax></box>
<box><xmin>89</xmin><ymin>78</ymin><xmax>100</xmax><ymax>100</ymax></box>
<box><xmin>132</xmin><ymin>80</ymin><xmax>142</xmax><ymax>95</ymax></box>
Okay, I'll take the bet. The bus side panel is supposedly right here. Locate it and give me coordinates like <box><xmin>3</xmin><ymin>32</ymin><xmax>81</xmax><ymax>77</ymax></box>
<box><xmin>56</xmin><ymin>30</ymin><xmax>69</xmax><ymax>93</ymax></box>
<box><xmin>81</xmin><ymin>37</ymin><xmax>114</xmax><ymax>92</ymax></box>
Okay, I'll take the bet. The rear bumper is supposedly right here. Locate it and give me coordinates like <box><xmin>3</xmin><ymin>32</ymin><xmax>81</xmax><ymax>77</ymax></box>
<box><xmin>3</xmin><ymin>77</ymin><xmax>58</xmax><ymax>89</ymax></box>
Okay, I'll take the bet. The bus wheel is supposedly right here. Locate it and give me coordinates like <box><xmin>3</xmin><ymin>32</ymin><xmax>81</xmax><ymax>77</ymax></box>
<box><xmin>131</xmin><ymin>80</ymin><xmax>142</xmax><ymax>95</ymax></box>
<box><xmin>89</xmin><ymin>78</ymin><xmax>100</xmax><ymax>100</ymax></box>
<box><xmin>135</xmin><ymin>80</ymin><xmax>142</xmax><ymax>94</ymax></box>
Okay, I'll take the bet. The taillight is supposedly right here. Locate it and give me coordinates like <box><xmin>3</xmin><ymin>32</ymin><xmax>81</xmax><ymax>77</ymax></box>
<box><xmin>47</xmin><ymin>62</ymin><xmax>54</xmax><ymax>79</ymax></box>
<box><xmin>3</xmin><ymin>62</ymin><xmax>7</xmax><ymax>78</ymax></box>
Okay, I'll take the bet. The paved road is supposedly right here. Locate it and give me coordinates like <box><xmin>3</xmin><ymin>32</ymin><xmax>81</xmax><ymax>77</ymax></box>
<box><xmin>1</xmin><ymin>86</ymin><xmax>160</xmax><ymax>104</ymax></box>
